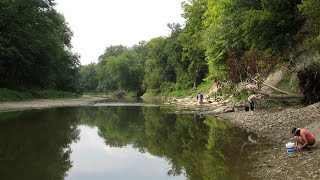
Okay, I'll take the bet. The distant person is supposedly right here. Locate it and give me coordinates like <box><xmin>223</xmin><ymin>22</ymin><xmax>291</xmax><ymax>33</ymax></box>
<box><xmin>247</xmin><ymin>93</ymin><xmax>259</xmax><ymax>111</ymax></box>
<box><xmin>199</xmin><ymin>93</ymin><xmax>204</xmax><ymax>104</ymax></box>
<box><xmin>291</xmin><ymin>127</ymin><xmax>315</xmax><ymax>150</ymax></box>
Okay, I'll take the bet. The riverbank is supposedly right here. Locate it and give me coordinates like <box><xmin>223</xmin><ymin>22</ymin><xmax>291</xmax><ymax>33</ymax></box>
<box><xmin>1</xmin><ymin>94</ymin><xmax>319</xmax><ymax>179</ymax></box>
<box><xmin>0</xmin><ymin>96</ymin><xmax>108</xmax><ymax>112</ymax></box>
<box><xmin>164</xmin><ymin>95</ymin><xmax>320</xmax><ymax>179</ymax></box>
<box><xmin>219</xmin><ymin>103</ymin><xmax>320</xmax><ymax>180</ymax></box>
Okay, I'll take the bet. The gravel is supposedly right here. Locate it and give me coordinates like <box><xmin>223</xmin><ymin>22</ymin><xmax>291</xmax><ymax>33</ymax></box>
<box><xmin>218</xmin><ymin>103</ymin><xmax>320</xmax><ymax>180</ymax></box>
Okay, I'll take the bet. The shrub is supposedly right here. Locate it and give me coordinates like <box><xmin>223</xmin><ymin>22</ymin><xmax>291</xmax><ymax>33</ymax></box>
<box><xmin>297</xmin><ymin>63</ymin><xmax>320</xmax><ymax>104</ymax></box>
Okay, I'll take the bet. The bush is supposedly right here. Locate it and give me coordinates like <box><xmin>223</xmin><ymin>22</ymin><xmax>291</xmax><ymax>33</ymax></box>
<box><xmin>297</xmin><ymin>63</ymin><xmax>320</xmax><ymax>104</ymax></box>
<box><xmin>0</xmin><ymin>88</ymin><xmax>33</xmax><ymax>101</ymax></box>
<box><xmin>0</xmin><ymin>88</ymin><xmax>75</xmax><ymax>101</ymax></box>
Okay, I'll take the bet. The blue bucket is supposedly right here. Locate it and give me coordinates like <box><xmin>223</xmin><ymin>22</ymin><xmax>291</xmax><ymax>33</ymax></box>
<box><xmin>286</xmin><ymin>147</ymin><xmax>295</xmax><ymax>154</ymax></box>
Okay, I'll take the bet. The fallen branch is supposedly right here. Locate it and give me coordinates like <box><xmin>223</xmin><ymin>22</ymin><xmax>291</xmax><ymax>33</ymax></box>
<box><xmin>251</xmin><ymin>90</ymin><xmax>303</xmax><ymax>98</ymax></box>
<box><xmin>261</xmin><ymin>82</ymin><xmax>293</xmax><ymax>94</ymax></box>
<box><xmin>251</xmin><ymin>78</ymin><xmax>293</xmax><ymax>95</ymax></box>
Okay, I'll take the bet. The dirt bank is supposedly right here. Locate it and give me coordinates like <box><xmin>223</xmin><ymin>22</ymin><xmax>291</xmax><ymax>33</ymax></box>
<box><xmin>0</xmin><ymin>96</ymin><xmax>108</xmax><ymax>112</ymax></box>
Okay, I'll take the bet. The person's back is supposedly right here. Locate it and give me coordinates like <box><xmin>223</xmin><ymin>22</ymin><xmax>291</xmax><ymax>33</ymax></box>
<box><xmin>300</xmin><ymin>128</ymin><xmax>315</xmax><ymax>142</ymax></box>
<box><xmin>199</xmin><ymin>93</ymin><xmax>204</xmax><ymax>103</ymax></box>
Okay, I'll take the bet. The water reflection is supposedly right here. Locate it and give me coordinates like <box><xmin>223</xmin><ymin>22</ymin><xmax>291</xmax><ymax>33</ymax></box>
<box><xmin>66</xmin><ymin>126</ymin><xmax>184</xmax><ymax>180</ymax></box>
<box><xmin>0</xmin><ymin>109</ymin><xmax>80</xmax><ymax>180</ymax></box>
<box><xmin>0</xmin><ymin>106</ymin><xmax>267</xmax><ymax>180</ymax></box>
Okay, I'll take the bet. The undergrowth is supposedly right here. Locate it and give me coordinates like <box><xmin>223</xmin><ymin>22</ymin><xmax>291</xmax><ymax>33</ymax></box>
<box><xmin>0</xmin><ymin>88</ymin><xmax>75</xmax><ymax>101</ymax></box>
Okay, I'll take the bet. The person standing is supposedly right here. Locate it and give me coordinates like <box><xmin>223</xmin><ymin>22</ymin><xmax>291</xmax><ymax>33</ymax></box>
<box><xmin>199</xmin><ymin>93</ymin><xmax>204</xmax><ymax>104</ymax></box>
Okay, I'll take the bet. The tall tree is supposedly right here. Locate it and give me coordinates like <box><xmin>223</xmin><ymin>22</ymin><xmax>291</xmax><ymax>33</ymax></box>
<box><xmin>299</xmin><ymin>0</ymin><xmax>320</xmax><ymax>51</ymax></box>
<box><xmin>0</xmin><ymin>0</ymin><xmax>80</xmax><ymax>91</ymax></box>
<box><xmin>179</xmin><ymin>0</ymin><xmax>208</xmax><ymax>87</ymax></box>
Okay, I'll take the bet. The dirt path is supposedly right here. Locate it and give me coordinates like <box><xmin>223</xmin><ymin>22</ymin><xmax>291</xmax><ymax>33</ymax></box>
<box><xmin>0</xmin><ymin>96</ymin><xmax>108</xmax><ymax>112</ymax></box>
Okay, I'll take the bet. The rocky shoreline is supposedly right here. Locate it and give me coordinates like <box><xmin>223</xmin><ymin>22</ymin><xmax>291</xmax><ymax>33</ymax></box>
<box><xmin>219</xmin><ymin>103</ymin><xmax>320</xmax><ymax>180</ymax></box>
<box><xmin>165</xmin><ymin>95</ymin><xmax>320</xmax><ymax>180</ymax></box>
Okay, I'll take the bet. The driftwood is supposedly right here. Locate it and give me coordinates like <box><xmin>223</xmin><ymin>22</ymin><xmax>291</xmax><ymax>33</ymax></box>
<box><xmin>261</xmin><ymin>82</ymin><xmax>294</xmax><ymax>95</ymax></box>
<box><xmin>253</xmin><ymin>90</ymin><xmax>303</xmax><ymax>98</ymax></box>
<box><xmin>251</xmin><ymin>78</ymin><xmax>293</xmax><ymax>95</ymax></box>
<box><xmin>248</xmin><ymin>78</ymin><xmax>304</xmax><ymax>98</ymax></box>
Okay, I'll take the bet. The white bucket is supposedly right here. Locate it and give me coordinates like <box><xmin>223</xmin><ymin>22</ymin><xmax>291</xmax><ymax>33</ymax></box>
<box><xmin>285</xmin><ymin>142</ymin><xmax>295</xmax><ymax>153</ymax></box>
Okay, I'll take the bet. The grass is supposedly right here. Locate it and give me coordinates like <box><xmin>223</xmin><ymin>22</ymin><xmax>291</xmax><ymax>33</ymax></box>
<box><xmin>168</xmin><ymin>81</ymin><xmax>213</xmax><ymax>98</ymax></box>
<box><xmin>277</xmin><ymin>73</ymin><xmax>300</xmax><ymax>93</ymax></box>
<box><xmin>260</xmin><ymin>99</ymin><xmax>282</xmax><ymax>109</ymax></box>
<box><xmin>0</xmin><ymin>88</ymin><xmax>75</xmax><ymax>102</ymax></box>
<box><xmin>169</xmin><ymin>88</ymin><xmax>194</xmax><ymax>97</ymax></box>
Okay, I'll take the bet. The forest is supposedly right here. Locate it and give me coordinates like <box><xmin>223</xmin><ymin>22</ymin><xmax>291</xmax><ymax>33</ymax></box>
<box><xmin>0</xmin><ymin>0</ymin><xmax>79</xmax><ymax>99</ymax></box>
<box><xmin>1</xmin><ymin>0</ymin><xmax>319</xmax><ymax>103</ymax></box>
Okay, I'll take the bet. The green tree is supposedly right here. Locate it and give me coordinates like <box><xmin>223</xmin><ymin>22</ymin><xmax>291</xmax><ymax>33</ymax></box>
<box><xmin>96</xmin><ymin>45</ymin><xmax>145</xmax><ymax>94</ymax></box>
<box><xmin>79</xmin><ymin>63</ymin><xmax>98</xmax><ymax>92</ymax></box>
<box><xmin>299</xmin><ymin>0</ymin><xmax>320</xmax><ymax>51</ymax></box>
<box><xmin>241</xmin><ymin>0</ymin><xmax>302</xmax><ymax>54</ymax></box>
<box><xmin>179</xmin><ymin>0</ymin><xmax>208</xmax><ymax>87</ymax></box>
<box><xmin>0</xmin><ymin>0</ymin><xmax>80</xmax><ymax>91</ymax></box>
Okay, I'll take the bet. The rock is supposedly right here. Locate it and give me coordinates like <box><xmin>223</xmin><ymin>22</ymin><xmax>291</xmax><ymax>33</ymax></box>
<box><xmin>224</xmin><ymin>107</ymin><xmax>235</xmax><ymax>113</ymax></box>
<box><xmin>212</xmin><ymin>107</ymin><xmax>227</xmax><ymax>114</ymax></box>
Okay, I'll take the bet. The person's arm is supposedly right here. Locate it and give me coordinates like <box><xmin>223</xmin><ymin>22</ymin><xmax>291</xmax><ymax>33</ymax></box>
<box><xmin>297</xmin><ymin>134</ymin><xmax>308</xmax><ymax>150</ymax></box>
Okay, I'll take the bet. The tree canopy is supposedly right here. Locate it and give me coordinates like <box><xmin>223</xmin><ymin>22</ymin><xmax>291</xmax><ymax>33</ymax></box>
<box><xmin>2</xmin><ymin>0</ymin><xmax>319</xmax><ymax>99</ymax></box>
<box><xmin>0</xmin><ymin>0</ymin><xmax>79</xmax><ymax>91</ymax></box>
<box><xmin>83</xmin><ymin>0</ymin><xmax>317</xmax><ymax>97</ymax></box>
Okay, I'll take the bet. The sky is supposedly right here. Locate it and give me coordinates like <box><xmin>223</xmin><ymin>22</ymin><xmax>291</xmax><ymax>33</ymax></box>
<box><xmin>54</xmin><ymin>0</ymin><xmax>185</xmax><ymax>65</ymax></box>
<box><xmin>66</xmin><ymin>126</ymin><xmax>185</xmax><ymax>180</ymax></box>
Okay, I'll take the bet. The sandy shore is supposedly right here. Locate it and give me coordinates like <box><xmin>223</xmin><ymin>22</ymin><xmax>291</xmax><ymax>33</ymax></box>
<box><xmin>0</xmin><ymin>96</ymin><xmax>108</xmax><ymax>112</ymax></box>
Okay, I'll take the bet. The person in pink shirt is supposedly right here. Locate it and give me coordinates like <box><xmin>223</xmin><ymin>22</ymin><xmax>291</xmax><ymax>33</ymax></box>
<box><xmin>291</xmin><ymin>127</ymin><xmax>316</xmax><ymax>150</ymax></box>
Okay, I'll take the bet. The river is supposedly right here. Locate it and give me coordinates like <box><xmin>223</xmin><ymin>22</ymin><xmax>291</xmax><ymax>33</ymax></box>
<box><xmin>0</xmin><ymin>102</ymin><xmax>268</xmax><ymax>180</ymax></box>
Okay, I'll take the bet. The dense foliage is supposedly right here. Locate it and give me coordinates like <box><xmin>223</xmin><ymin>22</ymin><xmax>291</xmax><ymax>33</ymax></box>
<box><xmin>0</xmin><ymin>0</ymin><xmax>79</xmax><ymax>92</ymax></box>
<box><xmin>2</xmin><ymin>0</ymin><xmax>319</xmax><ymax>101</ymax></box>
<box><xmin>297</xmin><ymin>63</ymin><xmax>320</xmax><ymax>104</ymax></box>
<box><xmin>81</xmin><ymin>0</ymin><xmax>318</xmax><ymax>98</ymax></box>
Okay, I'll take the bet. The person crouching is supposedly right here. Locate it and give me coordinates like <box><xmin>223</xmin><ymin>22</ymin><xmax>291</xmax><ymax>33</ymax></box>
<box><xmin>291</xmin><ymin>127</ymin><xmax>315</xmax><ymax>150</ymax></box>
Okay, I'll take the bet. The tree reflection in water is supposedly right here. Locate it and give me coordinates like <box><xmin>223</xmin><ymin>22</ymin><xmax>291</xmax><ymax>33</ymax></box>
<box><xmin>0</xmin><ymin>106</ymin><xmax>266</xmax><ymax>180</ymax></box>
<box><xmin>79</xmin><ymin>106</ymin><xmax>263</xmax><ymax>180</ymax></box>
<box><xmin>0</xmin><ymin>108</ymin><xmax>80</xmax><ymax>180</ymax></box>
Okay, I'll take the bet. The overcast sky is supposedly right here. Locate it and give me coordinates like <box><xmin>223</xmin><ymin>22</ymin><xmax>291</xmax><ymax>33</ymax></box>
<box><xmin>54</xmin><ymin>0</ymin><xmax>185</xmax><ymax>65</ymax></box>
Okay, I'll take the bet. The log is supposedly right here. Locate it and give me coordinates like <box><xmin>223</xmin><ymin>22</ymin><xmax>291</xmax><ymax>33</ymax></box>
<box><xmin>251</xmin><ymin>78</ymin><xmax>293</xmax><ymax>95</ymax></box>
<box><xmin>249</xmin><ymin>89</ymin><xmax>304</xmax><ymax>98</ymax></box>
<box><xmin>261</xmin><ymin>82</ymin><xmax>293</xmax><ymax>95</ymax></box>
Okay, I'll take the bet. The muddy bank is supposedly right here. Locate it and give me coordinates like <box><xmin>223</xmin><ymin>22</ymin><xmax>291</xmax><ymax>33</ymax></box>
<box><xmin>0</xmin><ymin>96</ymin><xmax>108</xmax><ymax>112</ymax></box>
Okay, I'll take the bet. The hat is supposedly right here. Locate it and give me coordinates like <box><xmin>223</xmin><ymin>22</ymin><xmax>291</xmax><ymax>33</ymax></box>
<box><xmin>291</xmin><ymin>127</ymin><xmax>300</xmax><ymax>135</ymax></box>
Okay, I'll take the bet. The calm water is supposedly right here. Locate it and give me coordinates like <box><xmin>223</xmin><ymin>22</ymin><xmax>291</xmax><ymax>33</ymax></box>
<box><xmin>0</xmin><ymin>103</ymin><xmax>267</xmax><ymax>180</ymax></box>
